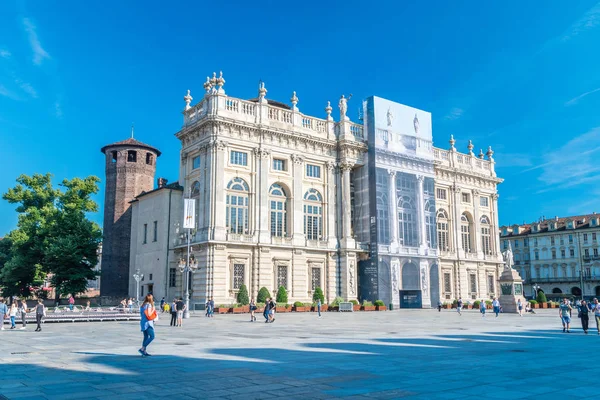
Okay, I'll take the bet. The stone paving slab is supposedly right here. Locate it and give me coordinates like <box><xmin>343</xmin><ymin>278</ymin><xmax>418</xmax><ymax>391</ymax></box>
<box><xmin>0</xmin><ymin>309</ymin><xmax>598</xmax><ymax>399</ymax></box>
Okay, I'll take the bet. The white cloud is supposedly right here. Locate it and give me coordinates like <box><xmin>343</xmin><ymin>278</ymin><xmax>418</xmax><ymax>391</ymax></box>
<box><xmin>0</xmin><ymin>49</ymin><xmax>11</xmax><ymax>58</ymax></box>
<box><xmin>561</xmin><ymin>2</ymin><xmax>600</xmax><ymax>42</ymax></box>
<box><xmin>23</xmin><ymin>18</ymin><xmax>50</xmax><ymax>65</ymax></box>
<box><xmin>0</xmin><ymin>84</ymin><xmax>18</xmax><ymax>100</ymax></box>
<box><xmin>526</xmin><ymin>127</ymin><xmax>600</xmax><ymax>193</ymax></box>
<box><xmin>444</xmin><ymin>107</ymin><xmax>463</xmax><ymax>120</ymax></box>
<box><xmin>14</xmin><ymin>78</ymin><xmax>37</xmax><ymax>98</ymax></box>
<box><xmin>565</xmin><ymin>87</ymin><xmax>600</xmax><ymax>106</ymax></box>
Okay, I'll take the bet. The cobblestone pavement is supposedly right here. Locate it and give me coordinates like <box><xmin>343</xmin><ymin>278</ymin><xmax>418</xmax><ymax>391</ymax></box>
<box><xmin>0</xmin><ymin>309</ymin><xmax>597</xmax><ymax>399</ymax></box>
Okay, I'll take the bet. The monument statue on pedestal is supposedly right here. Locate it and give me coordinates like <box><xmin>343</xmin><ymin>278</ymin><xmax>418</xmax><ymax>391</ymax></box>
<box><xmin>498</xmin><ymin>241</ymin><xmax>524</xmax><ymax>313</ymax></box>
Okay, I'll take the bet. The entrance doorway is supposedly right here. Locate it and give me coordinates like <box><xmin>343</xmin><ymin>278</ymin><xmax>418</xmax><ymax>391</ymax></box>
<box><xmin>399</xmin><ymin>290</ymin><xmax>422</xmax><ymax>308</ymax></box>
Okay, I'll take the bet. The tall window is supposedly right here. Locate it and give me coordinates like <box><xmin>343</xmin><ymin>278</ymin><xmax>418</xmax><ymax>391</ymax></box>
<box><xmin>436</xmin><ymin>188</ymin><xmax>447</xmax><ymax>200</ymax></box>
<box><xmin>585</xmin><ymin>249</ymin><xmax>590</xmax><ymax>257</ymax></box>
<box><xmin>443</xmin><ymin>273</ymin><xmax>451</xmax><ymax>294</ymax></box>
<box><xmin>425</xmin><ymin>201</ymin><xmax>436</xmax><ymax>248</ymax></box>
<box><xmin>153</xmin><ymin>221</ymin><xmax>158</xmax><ymax>242</ymax></box>
<box><xmin>270</xmin><ymin>184</ymin><xmax>287</xmax><ymax>237</ymax></box>
<box><xmin>570</xmin><ymin>248</ymin><xmax>575</xmax><ymax>257</ymax></box>
<box><xmin>277</xmin><ymin>266</ymin><xmax>288</xmax><ymax>289</ymax></box>
<box><xmin>584</xmin><ymin>233</ymin><xmax>589</xmax><ymax>243</ymax></box>
<box><xmin>561</xmin><ymin>249</ymin><xmax>565</xmax><ymax>258</ymax></box>
<box><xmin>550</xmin><ymin>237</ymin><xmax>555</xmax><ymax>246</ymax></box>
<box><xmin>480</xmin><ymin>216</ymin><xmax>491</xmax><ymax>255</ymax></box>
<box><xmin>593</xmin><ymin>233</ymin><xmax>597</xmax><ymax>241</ymax></box>
<box><xmin>437</xmin><ymin>209</ymin><xmax>449</xmax><ymax>251</ymax></box>
<box><xmin>479</xmin><ymin>196</ymin><xmax>489</xmax><ymax>207</ymax></box>
<box><xmin>569</xmin><ymin>234</ymin><xmax>573</xmax><ymax>244</ymax></box>
<box><xmin>143</xmin><ymin>223</ymin><xmax>148</xmax><ymax>244</ymax></box>
<box><xmin>552</xmin><ymin>250</ymin><xmax>556</xmax><ymax>259</ymax></box>
<box><xmin>377</xmin><ymin>194</ymin><xmax>389</xmax><ymax>243</ymax></box>
<box><xmin>461</xmin><ymin>213</ymin><xmax>472</xmax><ymax>252</ymax></box>
<box><xmin>191</xmin><ymin>181</ymin><xmax>200</xmax><ymax>197</ymax></box>
<box><xmin>488</xmin><ymin>275</ymin><xmax>495</xmax><ymax>294</ymax></box>
<box><xmin>469</xmin><ymin>274</ymin><xmax>477</xmax><ymax>294</ymax></box>
<box><xmin>311</xmin><ymin>267</ymin><xmax>321</xmax><ymax>290</ymax></box>
<box><xmin>230</xmin><ymin>151</ymin><xmax>248</xmax><ymax>166</ymax></box>
<box><xmin>304</xmin><ymin>189</ymin><xmax>323</xmax><ymax>240</ymax></box>
<box><xmin>535</xmin><ymin>251</ymin><xmax>539</xmax><ymax>260</ymax></box>
<box><xmin>226</xmin><ymin>178</ymin><xmax>250</xmax><ymax>234</ymax></box>
<box><xmin>169</xmin><ymin>268</ymin><xmax>176</xmax><ymax>287</ymax></box>
<box><xmin>396</xmin><ymin>174</ymin><xmax>417</xmax><ymax>247</ymax></box>
<box><xmin>306</xmin><ymin>164</ymin><xmax>321</xmax><ymax>178</ymax></box>
<box><xmin>233</xmin><ymin>264</ymin><xmax>244</xmax><ymax>289</ymax></box>
<box><xmin>192</xmin><ymin>156</ymin><xmax>201</xmax><ymax>169</ymax></box>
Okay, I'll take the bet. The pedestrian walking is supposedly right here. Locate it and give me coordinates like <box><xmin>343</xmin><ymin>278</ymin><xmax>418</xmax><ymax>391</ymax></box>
<box><xmin>176</xmin><ymin>297</ymin><xmax>186</xmax><ymax>327</ymax></box>
<box><xmin>592</xmin><ymin>298</ymin><xmax>600</xmax><ymax>335</ymax></box>
<box><xmin>492</xmin><ymin>298</ymin><xmax>501</xmax><ymax>317</ymax></box>
<box><xmin>0</xmin><ymin>299</ymin><xmax>8</xmax><ymax>330</ymax></box>
<box><xmin>160</xmin><ymin>297</ymin><xmax>166</xmax><ymax>313</ymax></box>
<box><xmin>85</xmin><ymin>300</ymin><xmax>91</xmax><ymax>311</ymax></box>
<box><xmin>263</xmin><ymin>298</ymin><xmax>271</xmax><ymax>323</ymax></box>
<box><xmin>578</xmin><ymin>300</ymin><xmax>590</xmax><ymax>334</ymax></box>
<box><xmin>317</xmin><ymin>298</ymin><xmax>322</xmax><ymax>318</ymax></box>
<box><xmin>480</xmin><ymin>300</ymin><xmax>486</xmax><ymax>317</ymax></box>
<box><xmin>128</xmin><ymin>298</ymin><xmax>134</xmax><ymax>312</ymax></box>
<box><xmin>559</xmin><ymin>297</ymin><xmax>573</xmax><ymax>333</ymax></box>
<box><xmin>19</xmin><ymin>299</ymin><xmax>27</xmax><ymax>329</ymax></box>
<box><xmin>517</xmin><ymin>299</ymin><xmax>523</xmax><ymax>316</ymax></box>
<box><xmin>34</xmin><ymin>299</ymin><xmax>46</xmax><ymax>332</ymax></box>
<box><xmin>249</xmin><ymin>298</ymin><xmax>257</xmax><ymax>322</ymax></box>
<box><xmin>268</xmin><ymin>298</ymin><xmax>276</xmax><ymax>323</ymax></box>
<box><xmin>170</xmin><ymin>298</ymin><xmax>177</xmax><ymax>326</ymax></box>
<box><xmin>139</xmin><ymin>294</ymin><xmax>157</xmax><ymax>357</ymax></box>
<box><xmin>9</xmin><ymin>302</ymin><xmax>17</xmax><ymax>329</ymax></box>
<box><xmin>456</xmin><ymin>298</ymin><xmax>463</xmax><ymax>315</ymax></box>
<box><xmin>437</xmin><ymin>300</ymin><xmax>442</xmax><ymax>312</ymax></box>
<box><xmin>68</xmin><ymin>295</ymin><xmax>75</xmax><ymax>311</ymax></box>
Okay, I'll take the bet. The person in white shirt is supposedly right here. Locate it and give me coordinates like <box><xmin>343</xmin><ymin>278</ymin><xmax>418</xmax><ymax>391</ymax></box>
<box><xmin>593</xmin><ymin>298</ymin><xmax>600</xmax><ymax>336</ymax></box>
<box><xmin>492</xmin><ymin>298</ymin><xmax>501</xmax><ymax>318</ymax></box>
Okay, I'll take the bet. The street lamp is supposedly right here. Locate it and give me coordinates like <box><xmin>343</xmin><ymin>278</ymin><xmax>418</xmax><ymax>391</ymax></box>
<box><xmin>178</xmin><ymin>244</ymin><xmax>199</xmax><ymax>319</ymax></box>
<box><xmin>532</xmin><ymin>283</ymin><xmax>539</xmax><ymax>299</ymax></box>
<box><xmin>133</xmin><ymin>268</ymin><xmax>144</xmax><ymax>303</ymax></box>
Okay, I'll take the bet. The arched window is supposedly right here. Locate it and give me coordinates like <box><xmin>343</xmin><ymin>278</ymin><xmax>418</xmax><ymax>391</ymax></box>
<box><xmin>480</xmin><ymin>215</ymin><xmax>491</xmax><ymax>255</ymax></box>
<box><xmin>304</xmin><ymin>189</ymin><xmax>323</xmax><ymax>240</ymax></box>
<box><xmin>377</xmin><ymin>194</ymin><xmax>389</xmax><ymax>243</ymax></box>
<box><xmin>226</xmin><ymin>178</ymin><xmax>249</xmax><ymax>234</ymax></box>
<box><xmin>461</xmin><ymin>213</ymin><xmax>472</xmax><ymax>252</ymax></box>
<box><xmin>398</xmin><ymin>195</ymin><xmax>417</xmax><ymax>246</ymax></box>
<box><xmin>270</xmin><ymin>184</ymin><xmax>287</xmax><ymax>237</ymax></box>
<box><xmin>437</xmin><ymin>209</ymin><xmax>449</xmax><ymax>251</ymax></box>
<box><xmin>424</xmin><ymin>200</ymin><xmax>436</xmax><ymax>248</ymax></box>
<box><xmin>191</xmin><ymin>181</ymin><xmax>200</xmax><ymax>197</ymax></box>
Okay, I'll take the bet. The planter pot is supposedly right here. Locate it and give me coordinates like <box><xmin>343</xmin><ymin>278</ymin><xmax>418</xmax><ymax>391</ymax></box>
<box><xmin>232</xmin><ymin>307</ymin><xmax>244</xmax><ymax>314</ymax></box>
<box><xmin>275</xmin><ymin>306</ymin><xmax>289</xmax><ymax>312</ymax></box>
<box><xmin>540</xmin><ymin>303</ymin><xmax>547</xmax><ymax>309</ymax></box>
<box><xmin>331</xmin><ymin>306</ymin><xmax>339</xmax><ymax>312</ymax></box>
<box><xmin>294</xmin><ymin>306</ymin><xmax>307</xmax><ymax>312</ymax></box>
<box><xmin>443</xmin><ymin>304</ymin><xmax>452</xmax><ymax>309</ymax></box>
<box><xmin>215</xmin><ymin>307</ymin><xmax>229</xmax><ymax>314</ymax></box>
<box><xmin>353</xmin><ymin>305</ymin><xmax>361</xmax><ymax>311</ymax></box>
<box><xmin>362</xmin><ymin>306</ymin><xmax>376</xmax><ymax>311</ymax></box>
<box><xmin>486</xmin><ymin>305</ymin><xmax>493</xmax><ymax>309</ymax></box>
<box><xmin>375</xmin><ymin>305</ymin><xmax>387</xmax><ymax>311</ymax></box>
<box><xmin>532</xmin><ymin>304</ymin><xmax>539</xmax><ymax>309</ymax></box>
<box><xmin>465</xmin><ymin>305</ymin><xmax>472</xmax><ymax>310</ymax></box>
<box><xmin>312</xmin><ymin>305</ymin><xmax>328</xmax><ymax>312</ymax></box>
<box><xmin>241</xmin><ymin>305</ymin><xmax>249</xmax><ymax>313</ymax></box>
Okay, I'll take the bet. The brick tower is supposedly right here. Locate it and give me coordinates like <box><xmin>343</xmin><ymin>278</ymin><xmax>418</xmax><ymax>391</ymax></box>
<box><xmin>100</xmin><ymin>137</ymin><xmax>161</xmax><ymax>299</ymax></box>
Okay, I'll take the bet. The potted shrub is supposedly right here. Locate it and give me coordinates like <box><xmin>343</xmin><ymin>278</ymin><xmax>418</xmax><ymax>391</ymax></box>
<box><xmin>257</xmin><ymin>287</ymin><xmax>271</xmax><ymax>304</ymax></box>
<box><xmin>362</xmin><ymin>300</ymin><xmax>376</xmax><ymax>311</ymax></box>
<box><xmin>473</xmin><ymin>300</ymin><xmax>481</xmax><ymax>309</ymax></box>
<box><xmin>276</xmin><ymin>303</ymin><xmax>290</xmax><ymax>312</ymax></box>
<box><xmin>232</xmin><ymin>303</ymin><xmax>245</xmax><ymax>314</ymax></box>
<box><xmin>374</xmin><ymin>300</ymin><xmax>387</xmax><ymax>311</ymax></box>
<box><xmin>452</xmin><ymin>299</ymin><xmax>458</xmax><ymax>309</ymax></box>
<box><xmin>293</xmin><ymin>301</ymin><xmax>306</xmax><ymax>312</ymax></box>
<box><xmin>350</xmin><ymin>299</ymin><xmax>360</xmax><ymax>311</ymax></box>
<box><xmin>215</xmin><ymin>305</ymin><xmax>229</xmax><ymax>314</ymax></box>
<box><xmin>313</xmin><ymin>287</ymin><xmax>325</xmax><ymax>303</ymax></box>
<box><xmin>443</xmin><ymin>302</ymin><xmax>452</xmax><ymax>309</ymax></box>
<box><xmin>330</xmin><ymin>296</ymin><xmax>344</xmax><ymax>312</ymax></box>
<box><xmin>276</xmin><ymin>286</ymin><xmax>288</xmax><ymax>305</ymax></box>
<box><xmin>485</xmin><ymin>300</ymin><xmax>493</xmax><ymax>310</ymax></box>
<box><xmin>237</xmin><ymin>284</ymin><xmax>250</xmax><ymax>312</ymax></box>
<box><xmin>529</xmin><ymin>300</ymin><xmax>538</xmax><ymax>309</ymax></box>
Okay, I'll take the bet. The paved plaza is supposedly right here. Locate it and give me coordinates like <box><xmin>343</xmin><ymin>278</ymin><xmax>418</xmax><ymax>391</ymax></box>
<box><xmin>0</xmin><ymin>309</ymin><xmax>597</xmax><ymax>400</ymax></box>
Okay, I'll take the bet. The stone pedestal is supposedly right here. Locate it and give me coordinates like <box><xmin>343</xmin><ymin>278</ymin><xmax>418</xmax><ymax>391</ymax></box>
<box><xmin>498</xmin><ymin>268</ymin><xmax>525</xmax><ymax>313</ymax></box>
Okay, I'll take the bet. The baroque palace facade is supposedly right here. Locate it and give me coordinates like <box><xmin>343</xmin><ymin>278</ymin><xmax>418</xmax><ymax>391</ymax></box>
<box><xmin>121</xmin><ymin>73</ymin><xmax>504</xmax><ymax>308</ymax></box>
<box><xmin>500</xmin><ymin>215</ymin><xmax>600</xmax><ymax>299</ymax></box>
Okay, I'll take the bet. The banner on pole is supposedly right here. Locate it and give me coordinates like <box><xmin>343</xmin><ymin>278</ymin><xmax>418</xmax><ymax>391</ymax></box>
<box><xmin>183</xmin><ymin>199</ymin><xmax>195</xmax><ymax>229</ymax></box>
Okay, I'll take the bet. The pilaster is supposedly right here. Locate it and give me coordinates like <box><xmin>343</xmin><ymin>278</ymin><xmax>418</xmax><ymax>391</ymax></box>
<box><xmin>473</xmin><ymin>189</ymin><xmax>482</xmax><ymax>257</ymax></box>
<box><xmin>255</xmin><ymin>147</ymin><xmax>271</xmax><ymax>243</ymax></box>
<box><xmin>326</xmin><ymin>162</ymin><xmax>337</xmax><ymax>247</ymax></box>
<box><xmin>212</xmin><ymin>140</ymin><xmax>228</xmax><ymax>241</ymax></box>
<box><xmin>291</xmin><ymin>154</ymin><xmax>306</xmax><ymax>246</ymax></box>
<box><xmin>416</xmin><ymin>175</ymin><xmax>427</xmax><ymax>248</ymax></box>
<box><xmin>389</xmin><ymin>170</ymin><xmax>398</xmax><ymax>250</ymax></box>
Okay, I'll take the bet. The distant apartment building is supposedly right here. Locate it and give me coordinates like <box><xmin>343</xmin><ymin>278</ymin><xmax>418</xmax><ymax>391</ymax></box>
<box><xmin>500</xmin><ymin>214</ymin><xmax>600</xmax><ymax>299</ymax></box>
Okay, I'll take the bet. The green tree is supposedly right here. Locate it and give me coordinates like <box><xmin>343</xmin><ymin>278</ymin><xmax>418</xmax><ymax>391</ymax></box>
<box><xmin>1</xmin><ymin>174</ymin><xmax>102</xmax><ymax>300</ymax></box>
<box><xmin>237</xmin><ymin>284</ymin><xmax>249</xmax><ymax>305</ymax></box>
<box><xmin>312</xmin><ymin>287</ymin><xmax>325</xmax><ymax>303</ymax></box>
<box><xmin>276</xmin><ymin>285</ymin><xmax>288</xmax><ymax>303</ymax></box>
<box><xmin>257</xmin><ymin>287</ymin><xmax>271</xmax><ymax>303</ymax></box>
<box><xmin>536</xmin><ymin>290</ymin><xmax>547</xmax><ymax>303</ymax></box>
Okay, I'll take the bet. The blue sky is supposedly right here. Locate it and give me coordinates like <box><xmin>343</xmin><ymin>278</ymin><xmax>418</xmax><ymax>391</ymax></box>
<box><xmin>2</xmin><ymin>1</ymin><xmax>600</xmax><ymax>235</ymax></box>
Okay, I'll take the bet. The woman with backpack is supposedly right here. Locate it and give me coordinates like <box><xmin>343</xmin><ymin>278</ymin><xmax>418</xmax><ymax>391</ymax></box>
<box><xmin>139</xmin><ymin>294</ymin><xmax>158</xmax><ymax>357</ymax></box>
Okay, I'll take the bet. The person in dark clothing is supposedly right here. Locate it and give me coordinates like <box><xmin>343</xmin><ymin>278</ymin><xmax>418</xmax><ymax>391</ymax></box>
<box><xmin>263</xmin><ymin>298</ymin><xmax>271</xmax><ymax>323</ymax></box>
<box><xmin>170</xmin><ymin>298</ymin><xmax>177</xmax><ymax>327</ymax></box>
<box><xmin>579</xmin><ymin>300</ymin><xmax>590</xmax><ymax>334</ymax></box>
<box><xmin>35</xmin><ymin>299</ymin><xmax>45</xmax><ymax>332</ymax></box>
<box><xmin>176</xmin><ymin>298</ymin><xmax>186</xmax><ymax>327</ymax></box>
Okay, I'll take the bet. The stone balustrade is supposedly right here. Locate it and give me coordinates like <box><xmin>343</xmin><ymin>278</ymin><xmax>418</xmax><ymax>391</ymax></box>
<box><xmin>433</xmin><ymin>148</ymin><xmax>495</xmax><ymax>176</ymax></box>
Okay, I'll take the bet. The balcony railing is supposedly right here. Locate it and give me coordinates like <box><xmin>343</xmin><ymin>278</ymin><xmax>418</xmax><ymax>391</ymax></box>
<box><xmin>525</xmin><ymin>275</ymin><xmax>600</xmax><ymax>284</ymax></box>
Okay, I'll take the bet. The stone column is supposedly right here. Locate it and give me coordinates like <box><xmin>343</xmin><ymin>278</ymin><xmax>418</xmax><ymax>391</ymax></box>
<box><xmin>326</xmin><ymin>162</ymin><xmax>337</xmax><ymax>247</ymax></box>
<box><xmin>388</xmin><ymin>170</ymin><xmax>398</xmax><ymax>250</ymax></box>
<box><xmin>452</xmin><ymin>185</ymin><xmax>463</xmax><ymax>297</ymax></box>
<box><xmin>491</xmin><ymin>193</ymin><xmax>501</xmax><ymax>255</ymax></box>
<box><xmin>255</xmin><ymin>148</ymin><xmax>271</xmax><ymax>243</ymax></box>
<box><xmin>340</xmin><ymin>161</ymin><xmax>353</xmax><ymax>240</ymax></box>
<box><xmin>473</xmin><ymin>189</ymin><xmax>482</xmax><ymax>257</ymax></box>
<box><xmin>291</xmin><ymin>154</ymin><xmax>305</xmax><ymax>246</ymax></box>
<box><xmin>212</xmin><ymin>140</ymin><xmax>228</xmax><ymax>241</ymax></box>
<box><xmin>416</xmin><ymin>175</ymin><xmax>427</xmax><ymax>247</ymax></box>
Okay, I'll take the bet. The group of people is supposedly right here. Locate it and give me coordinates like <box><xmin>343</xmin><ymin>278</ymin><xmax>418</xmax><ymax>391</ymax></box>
<box><xmin>158</xmin><ymin>297</ymin><xmax>186</xmax><ymax>327</ymax></box>
<box><xmin>120</xmin><ymin>298</ymin><xmax>136</xmax><ymax>311</ymax></box>
<box><xmin>558</xmin><ymin>297</ymin><xmax>600</xmax><ymax>334</ymax></box>
<box><xmin>0</xmin><ymin>298</ymin><xmax>47</xmax><ymax>332</ymax></box>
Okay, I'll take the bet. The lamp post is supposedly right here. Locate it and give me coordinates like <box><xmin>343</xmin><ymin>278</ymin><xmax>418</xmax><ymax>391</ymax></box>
<box><xmin>179</xmin><ymin>230</ymin><xmax>198</xmax><ymax>318</ymax></box>
<box><xmin>532</xmin><ymin>283</ymin><xmax>539</xmax><ymax>299</ymax></box>
<box><xmin>133</xmin><ymin>268</ymin><xmax>144</xmax><ymax>303</ymax></box>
